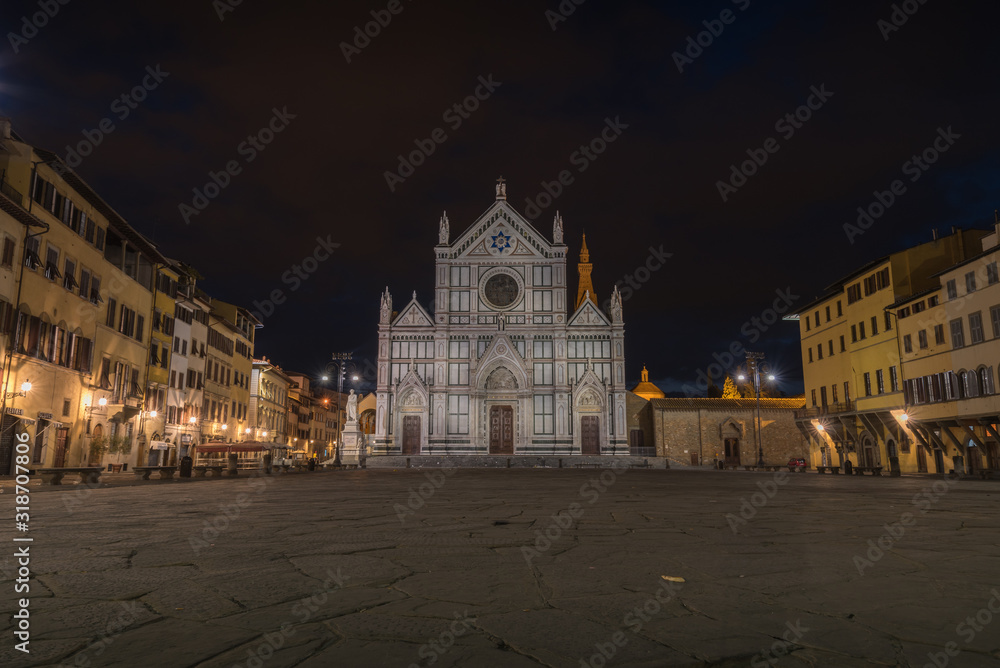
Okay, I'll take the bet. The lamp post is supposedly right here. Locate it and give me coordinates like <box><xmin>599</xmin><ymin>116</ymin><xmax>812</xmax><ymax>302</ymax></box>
<box><xmin>737</xmin><ymin>352</ymin><xmax>775</xmax><ymax>467</ymax></box>
<box><xmin>327</xmin><ymin>353</ymin><xmax>353</xmax><ymax>465</ymax></box>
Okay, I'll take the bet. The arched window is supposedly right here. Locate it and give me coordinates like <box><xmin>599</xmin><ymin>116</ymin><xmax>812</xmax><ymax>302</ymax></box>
<box><xmin>979</xmin><ymin>366</ymin><xmax>995</xmax><ymax>396</ymax></box>
<box><xmin>957</xmin><ymin>370</ymin><xmax>969</xmax><ymax>399</ymax></box>
<box><xmin>964</xmin><ymin>369</ymin><xmax>980</xmax><ymax>398</ymax></box>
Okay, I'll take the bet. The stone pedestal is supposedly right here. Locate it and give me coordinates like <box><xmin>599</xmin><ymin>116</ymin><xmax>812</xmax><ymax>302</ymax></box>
<box><xmin>340</xmin><ymin>422</ymin><xmax>362</xmax><ymax>466</ymax></box>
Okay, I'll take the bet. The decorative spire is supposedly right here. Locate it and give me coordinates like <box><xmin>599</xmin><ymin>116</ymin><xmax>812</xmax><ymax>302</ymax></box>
<box><xmin>412</xmin><ymin>290</ymin><xmax>417</xmax><ymax>301</ymax></box>
<box><xmin>379</xmin><ymin>287</ymin><xmax>392</xmax><ymax>324</ymax></box>
<box><xmin>438</xmin><ymin>211</ymin><xmax>450</xmax><ymax>245</ymax></box>
<box><xmin>495</xmin><ymin>176</ymin><xmax>507</xmax><ymax>200</ymax></box>
<box><xmin>641</xmin><ymin>366</ymin><xmax>649</xmax><ymax>383</ymax></box>
<box><xmin>575</xmin><ymin>233</ymin><xmax>597</xmax><ymax>309</ymax></box>
<box><xmin>553</xmin><ymin>211</ymin><xmax>564</xmax><ymax>244</ymax></box>
<box><xmin>610</xmin><ymin>284</ymin><xmax>623</xmax><ymax>323</ymax></box>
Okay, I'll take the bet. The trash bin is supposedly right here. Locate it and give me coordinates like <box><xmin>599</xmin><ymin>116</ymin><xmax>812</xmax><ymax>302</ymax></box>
<box><xmin>179</xmin><ymin>456</ymin><xmax>193</xmax><ymax>478</ymax></box>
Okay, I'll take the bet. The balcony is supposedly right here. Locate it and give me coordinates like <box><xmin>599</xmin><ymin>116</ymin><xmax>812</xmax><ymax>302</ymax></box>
<box><xmin>0</xmin><ymin>178</ymin><xmax>24</xmax><ymax>206</ymax></box>
<box><xmin>794</xmin><ymin>400</ymin><xmax>854</xmax><ymax>420</ymax></box>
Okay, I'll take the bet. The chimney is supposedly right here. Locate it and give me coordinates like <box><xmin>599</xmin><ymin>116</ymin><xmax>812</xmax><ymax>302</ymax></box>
<box><xmin>0</xmin><ymin>117</ymin><xmax>10</xmax><ymax>140</ymax></box>
<box><xmin>931</xmin><ymin>228</ymin><xmax>938</xmax><ymax>241</ymax></box>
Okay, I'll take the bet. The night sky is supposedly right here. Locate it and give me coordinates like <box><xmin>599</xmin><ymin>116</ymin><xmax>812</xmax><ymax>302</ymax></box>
<box><xmin>3</xmin><ymin>0</ymin><xmax>999</xmax><ymax>396</ymax></box>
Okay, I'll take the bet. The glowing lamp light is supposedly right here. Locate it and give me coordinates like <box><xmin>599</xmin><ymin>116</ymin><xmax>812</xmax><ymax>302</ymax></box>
<box><xmin>189</xmin><ymin>416</ymin><xmax>196</xmax><ymax>424</ymax></box>
<box><xmin>98</xmin><ymin>397</ymin><xmax>108</xmax><ymax>407</ymax></box>
<box><xmin>149</xmin><ymin>410</ymin><xmax>158</xmax><ymax>418</ymax></box>
<box><xmin>900</xmin><ymin>413</ymin><xmax>909</xmax><ymax>422</ymax></box>
<box><xmin>321</xmin><ymin>375</ymin><xmax>329</xmax><ymax>381</ymax></box>
<box><xmin>263</xmin><ymin>431</ymin><xmax>268</xmax><ymax>437</ymax></box>
<box><xmin>20</xmin><ymin>380</ymin><xmax>32</xmax><ymax>393</ymax></box>
<box><xmin>816</xmin><ymin>424</ymin><xmax>825</xmax><ymax>432</ymax></box>
<box><xmin>352</xmin><ymin>375</ymin><xmax>359</xmax><ymax>381</ymax></box>
<box><xmin>767</xmin><ymin>374</ymin><xmax>776</xmax><ymax>381</ymax></box>
<box><xmin>245</xmin><ymin>428</ymin><xmax>251</xmax><ymax>434</ymax></box>
<box><xmin>737</xmin><ymin>374</ymin><xmax>746</xmax><ymax>381</ymax></box>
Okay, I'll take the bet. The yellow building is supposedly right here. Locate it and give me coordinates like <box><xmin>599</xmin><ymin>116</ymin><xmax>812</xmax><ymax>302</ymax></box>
<box><xmin>795</xmin><ymin>227</ymin><xmax>990</xmax><ymax>473</ymax></box>
<box><xmin>210</xmin><ymin>299</ymin><xmax>258</xmax><ymax>441</ymax></box>
<box><xmin>250</xmin><ymin>357</ymin><xmax>291</xmax><ymax>444</ymax></box>
<box><xmin>0</xmin><ymin>121</ymin><xmax>167</xmax><ymax>471</ymax></box>
<box><xmin>895</xmin><ymin>224</ymin><xmax>1000</xmax><ymax>474</ymax></box>
<box><xmin>140</xmin><ymin>264</ymin><xmax>179</xmax><ymax>464</ymax></box>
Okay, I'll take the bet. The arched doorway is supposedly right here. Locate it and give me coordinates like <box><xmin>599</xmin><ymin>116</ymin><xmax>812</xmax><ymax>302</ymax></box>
<box><xmin>485</xmin><ymin>367</ymin><xmax>518</xmax><ymax>455</ymax></box>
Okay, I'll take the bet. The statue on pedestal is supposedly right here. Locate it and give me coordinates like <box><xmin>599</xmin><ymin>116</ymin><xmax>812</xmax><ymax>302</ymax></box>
<box><xmin>347</xmin><ymin>389</ymin><xmax>358</xmax><ymax>423</ymax></box>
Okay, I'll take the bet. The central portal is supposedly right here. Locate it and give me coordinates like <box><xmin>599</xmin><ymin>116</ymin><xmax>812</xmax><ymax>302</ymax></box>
<box><xmin>489</xmin><ymin>405</ymin><xmax>514</xmax><ymax>454</ymax></box>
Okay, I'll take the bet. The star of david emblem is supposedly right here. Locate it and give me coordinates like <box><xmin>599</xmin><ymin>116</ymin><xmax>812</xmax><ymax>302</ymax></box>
<box><xmin>490</xmin><ymin>231</ymin><xmax>512</xmax><ymax>252</ymax></box>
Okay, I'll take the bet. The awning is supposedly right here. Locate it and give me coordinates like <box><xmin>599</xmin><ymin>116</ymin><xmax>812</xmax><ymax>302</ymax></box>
<box><xmin>110</xmin><ymin>406</ymin><xmax>141</xmax><ymax>422</ymax></box>
<box><xmin>195</xmin><ymin>441</ymin><xmax>269</xmax><ymax>453</ymax></box>
<box><xmin>150</xmin><ymin>441</ymin><xmax>172</xmax><ymax>450</ymax></box>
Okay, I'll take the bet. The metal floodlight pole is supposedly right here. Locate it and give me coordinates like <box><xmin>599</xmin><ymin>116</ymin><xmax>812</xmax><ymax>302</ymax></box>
<box><xmin>746</xmin><ymin>351</ymin><xmax>765</xmax><ymax>466</ymax></box>
<box><xmin>332</xmin><ymin>352</ymin><xmax>352</xmax><ymax>465</ymax></box>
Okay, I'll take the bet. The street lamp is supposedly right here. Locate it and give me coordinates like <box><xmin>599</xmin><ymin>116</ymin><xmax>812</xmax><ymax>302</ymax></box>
<box><xmin>326</xmin><ymin>352</ymin><xmax>354</xmax><ymax>465</ymax></box>
<box><xmin>6</xmin><ymin>379</ymin><xmax>31</xmax><ymax>398</ymax></box>
<box><xmin>741</xmin><ymin>352</ymin><xmax>774</xmax><ymax>467</ymax></box>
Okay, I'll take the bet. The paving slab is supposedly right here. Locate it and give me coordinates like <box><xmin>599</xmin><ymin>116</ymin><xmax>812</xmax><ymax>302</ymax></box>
<box><xmin>4</xmin><ymin>469</ymin><xmax>1000</xmax><ymax>667</ymax></box>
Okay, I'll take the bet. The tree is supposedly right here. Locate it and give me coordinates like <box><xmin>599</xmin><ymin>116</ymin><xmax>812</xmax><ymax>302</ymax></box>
<box><xmin>108</xmin><ymin>432</ymin><xmax>132</xmax><ymax>463</ymax></box>
<box><xmin>722</xmin><ymin>377</ymin><xmax>741</xmax><ymax>399</ymax></box>
<box><xmin>88</xmin><ymin>434</ymin><xmax>108</xmax><ymax>465</ymax></box>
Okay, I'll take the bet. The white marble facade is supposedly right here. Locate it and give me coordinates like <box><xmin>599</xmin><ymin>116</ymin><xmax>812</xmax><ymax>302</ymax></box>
<box><xmin>373</xmin><ymin>185</ymin><xmax>626</xmax><ymax>456</ymax></box>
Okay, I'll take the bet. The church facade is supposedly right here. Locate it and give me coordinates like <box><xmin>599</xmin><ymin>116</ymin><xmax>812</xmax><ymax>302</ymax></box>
<box><xmin>372</xmin><ymin>180</ymin><xmax>628</xmax><ymax>457</ymax></box>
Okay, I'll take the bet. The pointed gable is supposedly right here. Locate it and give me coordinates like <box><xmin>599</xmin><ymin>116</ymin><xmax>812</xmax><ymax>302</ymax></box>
<box><xmin>568</xmin><ymin>293</ymin><xmax>611</xmax><ymax>327</ymax></box>
<box><xmin>473</xmin><ymin>332</ymin><xmax>529</xmax><ymax>389</ymax></box>
<box><xmin>392</xmin><ymin>296</ymin><xmax>434</xmax><ymax>327</ymax></box>
<box><xmin>448</xmin><ymin>201</ymin><xmax>554</xmax><ymax>261</ymax></box>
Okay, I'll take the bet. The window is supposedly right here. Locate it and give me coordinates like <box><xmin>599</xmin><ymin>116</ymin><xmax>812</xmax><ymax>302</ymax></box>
<box><xmin>805</xmin><ymin>319</ymin><xmax>811</xmax><ymax>332</ymax></box>
<box><xmin>851</xmin><ymin>325</ymin><xmax>858</xmax><ymax>343</ymax></box>
<box><xmin>928</xmin><ymin>295</ymin><xmax>939</xmax><ymax>307</ymax></box>
<box><xmin>816</xmin><ymin>344</ymin><xmax>823</xmax><ymax>360</ymax></box>
<box><xmin>532</xmin><ymin>340</ymin><xmax>553</xmax><ymax>359</ymax></box>
<box><xmin>533</xmin><ymin>291</ymin><xmax>553</xmax><ymax>312</ymax></box>
<box><xmin>24</xmin><ymin>236</ymin><xmax>41</xmax><ymax>270</ymax></box>
<box><xmin>871</xmin><ymin>316</ymin><xmax>878</xmax><ymax>336</ymax></box>
<box><xmin>988</xmin><ymin>262</ymin><xmax>999</xmax><ymax>286</ymax></box>
<box><xmin>916</xmin><ymin>330</ymin><xmax>927</xmax><ymax>349</ymax></box>
<box><xmin>447</xmin><ymin>395</ymin><xmax>469</xmax><ymax>434</ymax></box>
<box><xmin>969</xmin><ymin>312</ymin><xmax>984</xmax><ymax>344</ymax></box>
<box><xmin>898</xmin><ymin>307</ymin><xmax>911</xmax><ymax>319</ymax></box>
<box><xmin>448</xmin><ymin>340</ymin><xmax>470</xmax><ymax>359</ymax></box>
<box><xmin>814</xmin><ymin>311</ymin><xmax>820</xmax><ymax>328</ymax></box>
<box><xmin>884</xmin><ymin>311</ymin><xmax>893</xmax><ymax>331</ymax></box>
<box><xmin>532</xmin><ymin>266</ymin><xmax>553</xmax><ymax>287</ymax></box>
<box><xmin>106</xmin><ymin>298</ymin><xmax>117</xmax><ymax>328</ymax></box>
<box><xmin>859</xmin><ymin>322</ymin><xmax>866</xmax><ymax>340</ymax></box>
<box><xmin>903</xmin><ymin>334</ymin><xmax>912</xmax><ymax>354</ymax></box>
<box><xmin>450</xmin><ymin>291</ymin><xmax>470</xmax><ymax>312</ymax></box>
<box><xmin>135</xmin><ymin>315</ymin><xmax>144</xmax><ymax>342</ymax></box>
<box><xmin>847</xmin><ymin>284</ymin><xmax>862</xmax><ymax>304</ymax></box>
<box><xmin>934</xmin><ymin>324</ymin><xmax>945</xmax><ymax>345</ymax></box>
<box><xmin>946</xmin><ymin>279</ymin><xmax>957</xmax><ymax>300</ymax></box>
<box><xmin>160</xmin><ymin>344</ymin><xmax>169</xmax><ymax>369</ymax></box>
<box><xmin>864</xmin><ymin>372</ymin><xmax>872</xmax><ymax>397</ymax></box>
<box><xmin>966</xmin><ymin>271</ymin><xmax>977</xmax><ymax>293</ymax></box>
<box><xmin>839</xmin><ymin>335</ymin><xmax>845</xmax><ymax>352</ymax></box>
<box><xmin>79</xmin><ymin>268</ymin><xmax>91</xmax><ymax>301</ymax></box>
<box><xmin>837</xmin><ymin>301</ymin><xmax>842</xmax><ymax>316</ymax></box>
<box><xmin>44</xmin><ymin>244</ymin><xmax>61</xmax><ymax>280</ymax></box>
<box><xmin>811</xmin><ymin>389</ymin><xmax>817</xmax><ymax>406</ymax></box>
<box><xmin>0</xmin><ymin>237</ymin><xmax>13</xmax><ymax>268</ymax></box>
<box><xmin>533</xmin><ymin>395</ymin><xmax>554</xmax><ymax>434</ymax></box>
<box><xmin>950</xmin><ymin>319</ymin><xmax>965</xmax><ymax>349</ymax></box>
<box><xmin>844</xmin><ymin>382</ymin><xmax>851</xmax><ymax>402</ymax></box>
<box><xmin>450</xmin><ymin>266</ymin><xmax>471</xmax><ymax>287</ymax></box>
<box><xmin>820</xmin><ymin>386</ymin><xmax>827</xmax><ymax>406</ymax></box>
<box><xmin>533</xmin><ymin>362</ymin><xmax>553</xmax><ymax>384</ymax></box>
<box><xmin>876</xmin><ymin>369</ymin><xmax>885</xmax><ymax>394</ymax></box>
<box><xmin>63</xmin><ymin>257</ymin><xmax>78</xmax><ymax>291</ymax></box>
<box><xmin>831</xmin><ymin>384</ymin><xmax>838</xmax><ymax>403</ymax></box>
<box><xmin>825</xmin><ymin>306</ymin><xmax>831</xmax><ymax>322</ymax></box>
<box><xmin>890</xmin><ymin>366</ymin><xmax>899</xmax><ymax>392</ymax></box>
<box><xmin>828</xmin><ymin>340</ymin><xmax>833</xmax><ymax>356</ymax></box>
<box><xmin>448</xmin><ymin>363</ymin><xmax>469</xmax><ymax>385</ymax></box>
<box><xmin>808</xmin><ymin>349</ymin><xmax>813</xmax><ymax>363</ymax></box>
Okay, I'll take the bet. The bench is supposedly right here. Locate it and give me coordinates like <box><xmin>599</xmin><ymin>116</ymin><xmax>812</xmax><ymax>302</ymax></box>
<box><xmin>853</xmin><ymin>466</ymin><xmax>883</xmax><ymax>476</ymax></box>
<box><xmin>192</xmin><ymin>465</ymin><xmax>227</xmax><ymax>478</ymax></box>
<box><xmin>132</xmin><ymin>466</ymin><xmax>177</xmax><ymax>480</ymax></box>
<box><xmin>38</xmin><ymin>467</ymin><xmax>103</xmax><ymax>486</ymax></box>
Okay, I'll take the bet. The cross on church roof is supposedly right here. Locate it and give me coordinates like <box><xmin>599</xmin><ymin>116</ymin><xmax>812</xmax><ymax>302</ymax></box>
<box><xmin>496</xmin><ymin>176</ymin><xmax>507</xmax><ymax>200</ymax></box>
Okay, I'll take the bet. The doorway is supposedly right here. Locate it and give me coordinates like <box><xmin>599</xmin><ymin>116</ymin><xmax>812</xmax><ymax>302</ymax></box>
<box><xmin>917</xmin><ymin>444</ymin><xmax>928</xmax><ymax>472</ymax></box>
<box><xmin>724</xmin><ymin>437</ymin><xmax>740</xmax><ymax>468</ymax></box>
<box><xmin>580</xmin><ymin>415</ymin><xmax>600</xmax><ymax>455</ymax></box>
<box><xmin>489</xmin><ymin>406</ymin><xmax>514</xmax><ymax>455</ymax></box>
<box><xmin>402</xmin><ymin>415</ymin><xmax>421</xmax><ymax>455</ymax></box>
<box><xmin>53</xmin><ymin>427</ymin><xmax>68</xmax><ymax>468</ymax></box>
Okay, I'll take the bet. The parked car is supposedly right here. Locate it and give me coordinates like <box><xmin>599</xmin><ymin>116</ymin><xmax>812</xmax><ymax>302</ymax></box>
<box><xmin>787</xmin><ymin>457</ymin><xmax>807</xmax><ymax>470</ymax></box>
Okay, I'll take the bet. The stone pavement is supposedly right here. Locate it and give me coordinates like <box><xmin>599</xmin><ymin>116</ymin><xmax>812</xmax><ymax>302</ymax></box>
<box><xmin>3</xmin><ymin>468</ymin><xmax>1000</xmax><ymax>667</ymax></box>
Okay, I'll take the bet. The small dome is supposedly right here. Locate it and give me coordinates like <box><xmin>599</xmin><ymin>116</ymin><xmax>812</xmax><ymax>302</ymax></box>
<box><xmin>631</xmin><ymin>365</ymin><xmax>665</xmax><ymax>400</ymax></box>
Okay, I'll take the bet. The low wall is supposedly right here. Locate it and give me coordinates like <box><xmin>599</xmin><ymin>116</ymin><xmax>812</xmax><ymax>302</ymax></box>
<box><xmin>365</xmin><ymin>455</ymin><xmax>669</xmax><ymax>469</ymax></box>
